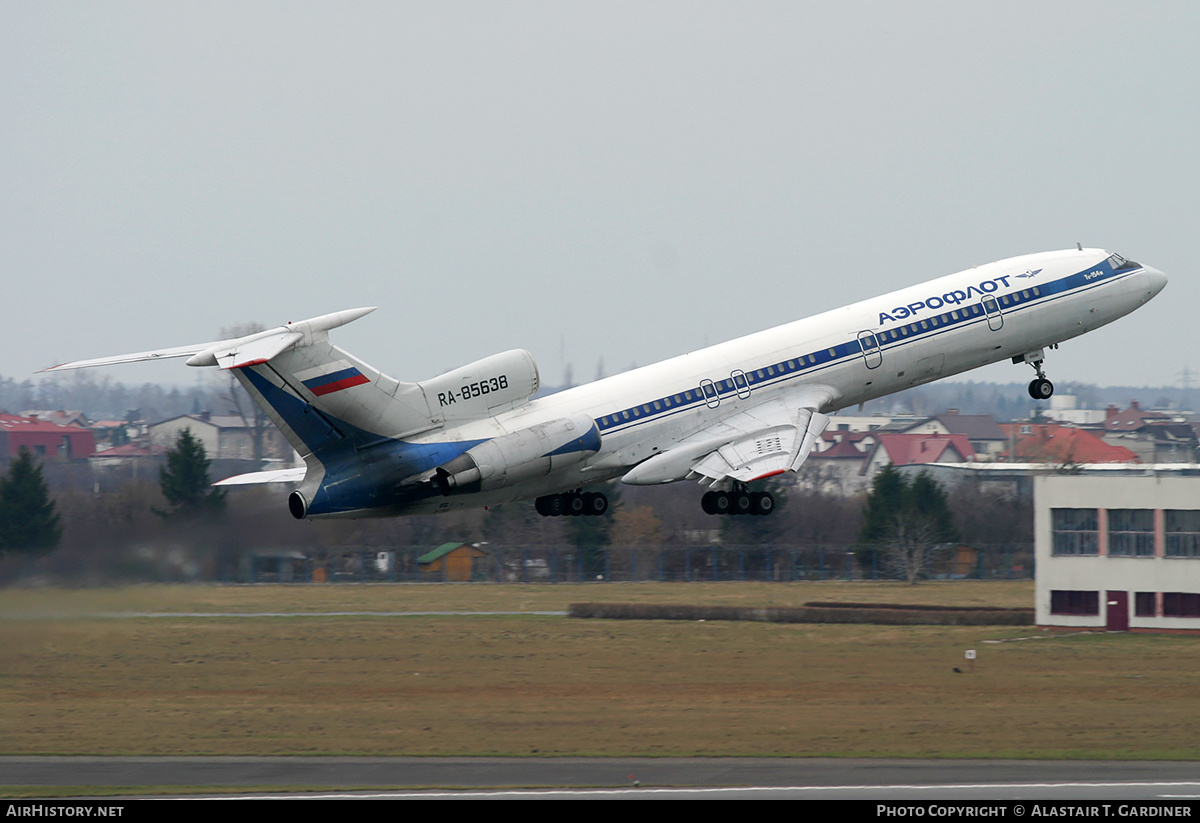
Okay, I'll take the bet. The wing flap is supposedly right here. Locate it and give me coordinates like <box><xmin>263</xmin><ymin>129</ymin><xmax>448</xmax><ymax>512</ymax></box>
<box><xmin>621</xmin><ymin>383</ymin><xmax>838</xmax><ymax>488</ymax></box>
<box><xmin>689</xmin><ymin>409</ymin><xmax>830</xmax><ymax>486</ymax></box>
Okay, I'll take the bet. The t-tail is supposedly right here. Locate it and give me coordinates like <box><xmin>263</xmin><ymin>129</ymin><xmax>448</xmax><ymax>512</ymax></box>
<box><xmin>45</xmin><ymin>308</ymin><xmax>545</xmax><ymax>518</ymax></box>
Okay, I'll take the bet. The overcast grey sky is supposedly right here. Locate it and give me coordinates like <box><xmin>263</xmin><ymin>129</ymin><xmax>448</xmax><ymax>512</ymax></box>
<box><xmin>3</xmin><ymin>2</ymin><xmax>1196</xmax><ymax>392</ymax></box>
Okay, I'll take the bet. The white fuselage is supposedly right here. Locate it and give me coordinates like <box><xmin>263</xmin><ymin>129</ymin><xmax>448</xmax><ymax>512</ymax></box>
<box><xmin>405</xmin><ymin>248</ymin><xmax>1165</xmax><ymax>514</ymax></box>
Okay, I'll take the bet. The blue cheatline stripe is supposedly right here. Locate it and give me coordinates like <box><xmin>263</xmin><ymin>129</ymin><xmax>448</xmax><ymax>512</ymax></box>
<box><xmin>592</xmin><ymin>262</ymin><xmax>1142</xmax><ymax>437</ymax></box>
<box><xmin>240</xmin><ymin>366</ymin><xmax>485</xmax><ymax>476</ymax></box>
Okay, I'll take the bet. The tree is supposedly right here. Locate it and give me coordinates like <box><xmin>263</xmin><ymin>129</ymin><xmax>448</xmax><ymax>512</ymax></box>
<box><xmin>0</xmin><ymin>449</ymin><xmax>62</xmax><ymax>556</ymax></box>
<box><xmin>157</xmin><ymin>429</ymin><xmax>226</xmax><ymax>518</ymax></box>
<box><xmin>218</xmin><ymin>322</ymin><xmax>271</xmax><ymax>464</ymax></box>
<box><xmin>564</xmin><ymin>482</ymin><xmax>620</xmax><ymax>576</ymax></box>
<box><xmin>859</xmin><ymin>466</ymin><xmax>957</xmax><ymax>583</ymax></box>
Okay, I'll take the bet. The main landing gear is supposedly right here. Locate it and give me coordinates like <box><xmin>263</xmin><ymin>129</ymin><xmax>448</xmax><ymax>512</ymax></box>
<box><xmin>701</xmin><ymin>483</ymin><xmax>775</xmax><ymax>517</ymax></box>
<box><xmin>1015</xmin><ymin>348</ymin><xmax>1055</xmax><ymax>400</ymax></box>
<box><xmin>535</xmin><ymin>491</ymin><xmax>608</xmax><ymax>517</ymax></box>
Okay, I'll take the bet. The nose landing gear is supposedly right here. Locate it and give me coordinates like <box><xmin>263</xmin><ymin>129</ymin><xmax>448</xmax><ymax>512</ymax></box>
<box><xmin>1015</xmin><ymin>348</ymin><xmax>1055</xmax><ymax>400</ymax></box>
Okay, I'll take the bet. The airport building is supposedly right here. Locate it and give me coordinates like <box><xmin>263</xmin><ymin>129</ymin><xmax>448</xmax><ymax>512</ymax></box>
<box><xmin>1035</xmin><ymin>474</ymin><xmax>1200</xmax><ymax>631</ymax></box>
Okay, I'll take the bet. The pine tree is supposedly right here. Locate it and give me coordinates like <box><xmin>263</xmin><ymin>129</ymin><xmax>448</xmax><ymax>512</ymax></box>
<box><xmin>0</xmin><ymin>449</ymin><xmax>62</xmax><ymax>556</ymax></box>
<box><xmin>157</xmin><ymin>429</ymin><xmax>226</xmax><ymax>518</ymax></box>
<box><xmin>859</xmin><ymin>466</ymin><xmax>957</xmax><ymax>583</ymax></box>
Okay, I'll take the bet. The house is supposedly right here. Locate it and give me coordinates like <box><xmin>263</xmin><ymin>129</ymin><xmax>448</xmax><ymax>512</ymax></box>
<box><xmin>149</xmin><ymin>413</ymin><xmax>292</xmax><ymax>463</ymax></box>
<box><xmin>901</xmin><ymin>411</ymin><xmax>1008</xmax><ymax>461</ymax></box>
<box><xmin>19</xmin><ymin>409</ymin><xmax>90</xmax><ymax>428</ymax></box>
<box><xmin>805</xmin><ymin>432</ymin><xmax>974</xmax><ymax>495</ymax></box>
<box><xmin>1000</xmin><ymin>423</ymin><xmax>1138</xmax><ymax>465</ymax></box>
<box><xmin>1100</xmin><ymin>402</ymin><xmax>1197</xmax><ymax>464</ymax></box>
<box><xmin>418</xmin><ymin>542</ymin><xmax>489</xmax><ymax>581</ymax></box>
<box><xmin>862</xmin><ymin>433</ymin><xmax>975</xmax><ymax>476</ymax></box>
<box><xmin>0</xmin><ymin>413</ymin><xmax>95</xmax><ymax>462</ymax></box>
<box><xmin>87</xmin><ymin>441</ymin><xmax>169</xmax><ymax>490</ymax></box>
<box><xmin>1035</xmin><ymin>475</ymin><xmax>1200</xmax><ymax>631</ymax></box>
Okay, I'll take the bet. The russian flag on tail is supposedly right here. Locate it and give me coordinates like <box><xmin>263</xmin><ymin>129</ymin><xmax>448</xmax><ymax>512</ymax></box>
<box><xmin>297</xmin><ymin>360</ymin><xmax>371</xmax><ymax>396</ymax></box>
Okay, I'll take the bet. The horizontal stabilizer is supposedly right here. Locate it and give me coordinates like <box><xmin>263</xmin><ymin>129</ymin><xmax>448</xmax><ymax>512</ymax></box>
<box><xmin>42</xmin><ymin>307</ymin><xmax>377</xmax><ymax>373</ymax></box>
<box><xmin>41</xmin><ymin>342</ymin><xmax>212</xmax><ymax>372</ymax></box>
<box><xmin>214</xmin><ymin>467</ymin><xmax>306</xmax><ymax>487</ymax></box>
<box><xmin>208</xmin><ymin>331</ymin><xmax>303</xmax><ymax>370</ymax></box>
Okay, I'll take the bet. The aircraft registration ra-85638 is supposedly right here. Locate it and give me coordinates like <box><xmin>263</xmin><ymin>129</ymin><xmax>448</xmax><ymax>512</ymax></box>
<box><xmin>47</xmin><ymin>247</ymin><xmax>1166</xmax><ymax>520</ymax></box>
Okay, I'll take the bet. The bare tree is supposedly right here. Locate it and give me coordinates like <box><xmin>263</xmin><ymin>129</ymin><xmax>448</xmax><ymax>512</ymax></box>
<box><xmin>218</xmin><ymin>323</ymin><xmax>270</xmax><ymax>464</ymax></box>
<box><xmin>878</xmin><ymin>510</ymin><xmax>950</xmax><ymax>585</ymax></box>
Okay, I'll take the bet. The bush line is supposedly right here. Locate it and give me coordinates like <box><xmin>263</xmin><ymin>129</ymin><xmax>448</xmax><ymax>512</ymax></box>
<box><xmin>569</xmin><ymin>602</ymin><xmax>1034</xmax><ymax>626</ymax></box>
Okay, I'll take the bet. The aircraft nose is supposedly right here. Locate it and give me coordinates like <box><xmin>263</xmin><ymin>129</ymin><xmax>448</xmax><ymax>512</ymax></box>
<box><xmin>1143</xmin><ymin>266</ymin><xmax>1168</xmax><ymax>297</ymax></box>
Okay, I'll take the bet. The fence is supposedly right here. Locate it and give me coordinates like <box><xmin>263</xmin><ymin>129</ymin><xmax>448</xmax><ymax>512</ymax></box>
<box><xmin>246</xmin><ymin>543</ymin><xmax>1034</xmax><ymax>584</ymax></box>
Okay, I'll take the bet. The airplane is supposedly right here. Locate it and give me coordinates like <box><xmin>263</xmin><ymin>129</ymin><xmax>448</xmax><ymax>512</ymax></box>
<box><xmin>46</xmin><ymin>247</ymin><xmax>1166</xmax><ymax>521</ymax></box>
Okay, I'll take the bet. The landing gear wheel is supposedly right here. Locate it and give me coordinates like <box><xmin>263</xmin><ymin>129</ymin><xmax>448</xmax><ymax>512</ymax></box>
<box><xmin>584</xmin><ymin>492</ymin><xmax>608</xmax><ymax>516</ymax></box>
<box><xmin>701</xmin><ymin>491</ymin><xmax>719</xmax><ymax>515</ymax></box>
<box><xmin>731</xmin><ymin>492</ymin><xmax>753</xmax><ymax>516</ymax></box>
<box><xmin>750</xmin><ymin>491</ymin><xmax>775</xmax><ymax>516</ymax></box>
<box><xmin>545</xmin><ymin>494</ymin><xmax>564</xmax><ymax>517</ymax></box>
<box><xmin>566</xmin><ymin>493</ymin><xmax>586</xmax><ymax>516</ymax></box>
<box><xmin>711</xmin><ymin>491</ymin><xmax>732</xmax><ymax>515</ymax></box>
<box><xmin>1028</xmin><ymin>378</ymin><xmax>1054</xmax><ymax>400</ymax></box>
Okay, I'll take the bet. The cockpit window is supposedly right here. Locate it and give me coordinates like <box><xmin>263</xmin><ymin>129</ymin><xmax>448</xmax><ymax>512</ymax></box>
<box><xmin>1107</xmin><ymin>253</ymin><xmax>1141</xmax><ymax>271</ymax></box>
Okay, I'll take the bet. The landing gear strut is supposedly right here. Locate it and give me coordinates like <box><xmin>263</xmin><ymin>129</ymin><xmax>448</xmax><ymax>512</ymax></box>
<box><xmin>1015</xmin><ymin>348</ymin><xmax>1054</xmax><ymax>400</ymax></box>
<box><xmin>701</xmin><ymin>483</ymin><xmax>775</xmax><ymax>516</ymax></box>
<box><xmin>536</xmin><ymin>490</ymin><xmax>608</xmax><ymax>517</ymax></box>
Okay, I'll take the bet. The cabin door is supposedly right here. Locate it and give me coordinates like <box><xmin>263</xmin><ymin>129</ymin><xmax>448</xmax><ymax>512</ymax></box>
<box><xmin>981</xmin><ymin>295</ymin><xmax>1004</xmax><ymax>331</ymax></box>
<box><xmin>857</xmin><ymin>331</ymin><xmax>883</xmax><ymax>369</ymax></box>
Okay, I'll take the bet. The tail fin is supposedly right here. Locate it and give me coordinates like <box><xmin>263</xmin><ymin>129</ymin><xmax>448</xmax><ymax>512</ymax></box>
<box><xmin>46</xmin><ymin>307</ymin><xmax>540</xmax><ymax>476</ymax></box>
<box><xmin>46</xmin><ymin>308</ymin><xmax>438</xmax><ymax>464</ymax></box>
<box><xmin>196</xmin><ymin>309</ymin><xmax>440</xmax><ymax>462</ymax></box>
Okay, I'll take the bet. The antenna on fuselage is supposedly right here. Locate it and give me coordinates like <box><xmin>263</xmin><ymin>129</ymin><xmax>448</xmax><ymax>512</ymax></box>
<box><xmin>1077</xmin><ymin>242</ymin><xmax>1083</xmax><ymax>251</ymax></box>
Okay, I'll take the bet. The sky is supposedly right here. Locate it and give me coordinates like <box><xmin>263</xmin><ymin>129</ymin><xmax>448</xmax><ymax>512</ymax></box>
<box><xmin>3</xmin><ymin>2</ymin><xmax>1197</xmax><ymax>395</ymax></box>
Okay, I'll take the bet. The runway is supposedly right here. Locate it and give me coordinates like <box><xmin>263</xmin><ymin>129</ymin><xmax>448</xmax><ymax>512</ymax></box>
<box><xmin>5</xmin><ymin>756</ymin><xmax>1200</xmax><ymax>800</ymax></box>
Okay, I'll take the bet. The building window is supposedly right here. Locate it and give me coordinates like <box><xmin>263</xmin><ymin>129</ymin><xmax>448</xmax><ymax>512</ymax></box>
<box><xmin>1051</xmin><ymin>590</ymin><xmax>1099</xmax><ymax>615</ymax></box>
<box><xmin>1135</xmin><ymin>592</ymin><xmax>1156</xmax><ymax>617</ymax></box>
<box><xmin>1051</xmin><ymin>508</ymin><xmax>1099</xmax><ymax>555</ymax></box>
<box><xmin>1165</xmin><ymin>510</ymin><xmax>1200</xmax><ymax>558</ymax></box>
<box><xmin>1162</xmin><ymin>593</ymin><xmax>1200</xmax><ymax>617</ymax></box>
<box><xmin>1108</xmin><ymin>509</ymin><xmax>1155</xmax><ymax>556</ymax></box>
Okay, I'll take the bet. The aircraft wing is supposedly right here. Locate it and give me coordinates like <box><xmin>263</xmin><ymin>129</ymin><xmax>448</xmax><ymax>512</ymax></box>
<box><xmin>621</xmin><ymin>384</ymin><xmax>838</xmax><ymax>488</ymax></box>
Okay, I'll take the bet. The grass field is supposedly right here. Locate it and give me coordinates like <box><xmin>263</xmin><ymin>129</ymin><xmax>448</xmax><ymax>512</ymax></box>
<box><xmin>2</xmin><ymin>581</ymin><xmax>1197</xmax><ymax>760</ymax></box>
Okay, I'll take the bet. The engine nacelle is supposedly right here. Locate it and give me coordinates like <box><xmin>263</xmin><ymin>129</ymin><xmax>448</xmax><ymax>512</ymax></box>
<box><xmin>431</xmin><ymin>414</ymin><xmax>601</xmax><ymax>496</ymax></box>
<box><xmin>418</xmin><ymin>349</ymin><xmax>540</xmax><ymax>422</ymax></box>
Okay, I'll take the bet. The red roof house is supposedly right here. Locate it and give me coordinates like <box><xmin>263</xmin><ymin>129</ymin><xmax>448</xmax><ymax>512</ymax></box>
<box><xmin>0</xmin><ymin>414</ymin><xmax>96</xmax><ymax>461</ymax></box>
